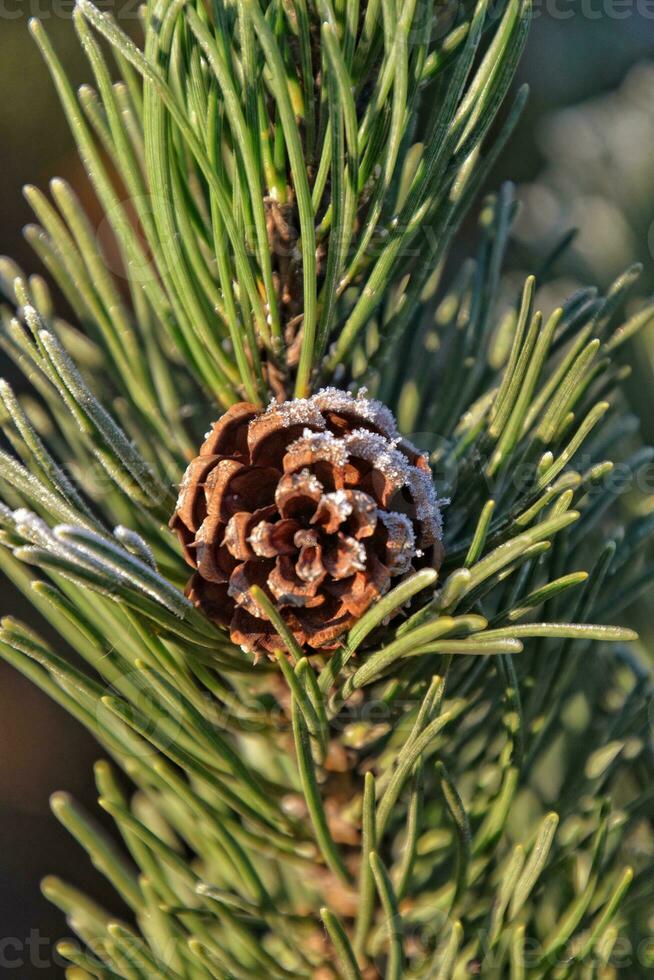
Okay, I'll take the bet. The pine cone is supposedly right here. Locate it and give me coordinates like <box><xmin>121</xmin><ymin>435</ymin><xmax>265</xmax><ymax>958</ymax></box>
<box><xmin>170</xmin><ymin>389</ymin><xmax>444</xmax><ymax>655</ymax></box>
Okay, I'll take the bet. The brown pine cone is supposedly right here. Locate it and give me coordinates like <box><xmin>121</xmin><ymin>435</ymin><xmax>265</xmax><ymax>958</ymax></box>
<box><xmin>170</xmin><ymin>389</ymin><xmax>444</xmax><ymax>655</ymax></box>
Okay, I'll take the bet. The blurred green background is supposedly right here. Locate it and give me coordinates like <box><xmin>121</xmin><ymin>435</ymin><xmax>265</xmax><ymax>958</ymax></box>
<box><xmin>1</xmin><ymin>5</ymin><xmax>654</xmax><ymax>974</ymax></box>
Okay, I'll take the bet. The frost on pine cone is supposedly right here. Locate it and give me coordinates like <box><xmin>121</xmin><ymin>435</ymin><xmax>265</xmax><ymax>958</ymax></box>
<box><xmin>170</xmin><ymin>389</ymin><xmax>444</xmax><ymax>654</ymax></box>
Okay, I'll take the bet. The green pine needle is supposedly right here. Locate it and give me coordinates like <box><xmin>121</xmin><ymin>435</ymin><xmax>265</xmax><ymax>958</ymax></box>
<box><xmin>0</xmin><ymin>2</ymin><xmax>652</xmax><ymax>977</ymax></box>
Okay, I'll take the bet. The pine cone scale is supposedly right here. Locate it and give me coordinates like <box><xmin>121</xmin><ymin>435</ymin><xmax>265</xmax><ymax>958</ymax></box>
<box><xmin>170</xmin><ymin>389</ymin><xmax>444</xmax><ymax>655</ymax></box>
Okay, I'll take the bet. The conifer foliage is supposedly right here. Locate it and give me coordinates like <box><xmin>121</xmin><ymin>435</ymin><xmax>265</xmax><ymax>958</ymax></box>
<box><xmin>1</xmin><ymin>1</ymin><xmax>654</xmax><ymax>977</ymax></box>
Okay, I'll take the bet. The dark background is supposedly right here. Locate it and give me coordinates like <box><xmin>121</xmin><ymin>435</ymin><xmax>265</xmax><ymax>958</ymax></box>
<box><xmin>2</xmin><ymin>5</ymin><xmax>654</xmax><ymax>975</ymax></box>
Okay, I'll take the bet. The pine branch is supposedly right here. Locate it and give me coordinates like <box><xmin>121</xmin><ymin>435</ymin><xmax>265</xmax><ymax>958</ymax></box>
<box><xmin>0</xmin><ymin>2</ymin><xmax>653</xmax><ymax>978</ymax></box>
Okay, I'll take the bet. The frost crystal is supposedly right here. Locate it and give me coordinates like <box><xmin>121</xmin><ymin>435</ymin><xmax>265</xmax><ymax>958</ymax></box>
<box><xmin>262</xmin><ymin>397</ymin><xmax>324</xmax><ymax>429</ymax></box>
<box><xmin>379</xmin><ymin>511</ymin><xmax>417</xmax><ymax>574</ymax></box>
<box><xmin>288</xmin><ymin>469</ymin><xmax>324</xmax><ymax>495</ymax></box>
<box><xmin>322</xmin><ymin>490</ymin><xmax>353</xmax><ymax>521</ymax></box>
<box><xmin>309</xmin><ymin>387</ymin><xmax>399</xmax><ymax>438</ymax></box>
<box><xmin>174</xmin><ymin>463</ymin><xmax>197</xmax><ymax>512</ymax></box>
<box><xmin>349</xmin><ymin>537</ymin><xmax>367</xmax><ymax>571</ymax></box>
<box><xmin>346</xmin><ymin>429</ymin><xmax>412</xmax><ymax>487</ymax></box>
<box><xmin>345</xmin><ymin>428</ymin><xmax>442</xmax><ymax>542</ymax></box>
<box><xmin>12</xmin><ymin>508</ymin><xmax>56</xmax><ymax>549</ymax></box>
<box><xmin>409</xmin><ymin>468</ymin><xmax>443</xmax><ymax>541</ymax></box>
<box><xmin>286</xmin><ymin>428</ymin><xmax>350</xmax><ymax>467</ymax></box>
<box><xmin>248</xmin><ymin>521</ymin><xmax>269</xmax><ymax>553</ymax></box>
